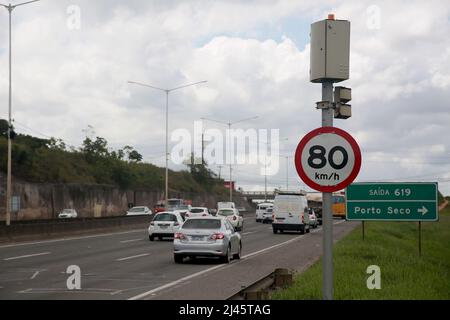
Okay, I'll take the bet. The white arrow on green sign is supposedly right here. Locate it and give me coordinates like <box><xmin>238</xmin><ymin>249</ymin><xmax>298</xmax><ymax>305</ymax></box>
<box><xmin>345</xmin><ymin>182</ymin><xmax>438</xmax><ymax>221</ymax></box>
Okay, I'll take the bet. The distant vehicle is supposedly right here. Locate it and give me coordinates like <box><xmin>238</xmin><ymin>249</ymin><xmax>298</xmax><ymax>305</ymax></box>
<box><xmin>217</xmin><ymin>208</ymin><xmax>243</xmax><ymax>231</ymax></box>
<box><xmin>153</xmin><ymin>201</ymin><xmax>166</xmax><ymax>213</ymax></box>
<box><xmin>307</xmin><ymin>193</ymin><xmax>322</xmax><ymax>225</ymax></box>
<box><xmin>256</xmin><ymin>202</ymin><xmax>273</xmax><ymax>222</ymax></box>
<box><xmin>173</xmin><ymin>216</ymin><xmax>242</xmax><ymax>264</ymax></box>
<box><xmin>173</xmin><ymin>204</ymin><xmax>192</xmax><ymax>220</ymax></box>
<box><xmin>272</xmin><ymin>191</ymin><xmax>310</xmax><ymax>234</ymax></box>
<box><xmin>262</xmin><ymin>207</ymin><xmax>273</xmax><ymax>224</ymax></box>
<box><xmin>167</xmin><ymin>198</ymin><xmax>192</xmax><ymax>211</ymax></box>
<box><xmin>186</xmin><ymin>207</ymin><xmax>210</xmax><ymax>218</ymax></box>
<box><xmin>217</xmin><ymin>202</ymin><xmax>235</xmax><ymax>210</ymax></box>
<box><xmin>308</xmin><ymin>208</ymin><xmax>318</xmax><ymax>229</ymax></box>
<box><xmin>58</xmin><ymin>209</ymin><xmax>78</xmax><ymax>219</ymax></box>
<box><xmin>148</xmin><ymin>211</ymin><xmax>184</xmax><ymax>241</ymax></box>
<box><xmin>332</xmin><ymin>194</ymin><xmax>346</xmax><ymax>219</ymax></box>
<box><xmin>126</xmin><ymin>206</ymin><xmax>152</xmax><ymax>216</ymax></box>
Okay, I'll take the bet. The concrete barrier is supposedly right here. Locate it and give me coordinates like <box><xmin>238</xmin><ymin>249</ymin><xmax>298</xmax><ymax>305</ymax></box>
<box><xmin>0</xmin><ymin>215</ymin><xmax>153</xmax><ymax>243</ymax></box>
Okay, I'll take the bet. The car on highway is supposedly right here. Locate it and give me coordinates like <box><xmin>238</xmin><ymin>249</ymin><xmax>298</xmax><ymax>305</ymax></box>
<box><xmin>217</xmin><ymin>208</ymin><xmax>243</xmax><ymax>231</ymax></box>
<box><xmin>308</xmin><ymin>208</ymin><xmax>318</xmax><ymax>229</ymax></box>
<box><xmin>186</xmin><ymin>207</ymin><xmax>210</xmax><ymax>218</ymax></box>
<box><xmin>173</xmin><ymin>216</ymin><xmax>242</xmax><ymax>264</ymax></box>
<box><xmin>262</xmin><ymin>207</ymin><xmax>273</xmax><ymax>224</ymax></box>
<box><xmin>272</xmin><ymin>191</ymin><xmax>310</xmax><ymax>234</ymax></box>
<box><xmin>255</xmin><ymin>202</ymin><xmax>273</xmax><ymax>222</ymax></box>
<box><xmin>217</xmin><ymin>201</ymin><xmax>235</xmax><ymax>210</ymax></box>
<box><xmin>173</xmin><ymin>204</ymin><xmax>192</xmax><ymax>221</ymax></box>
<box><xmin>148</xmin><ymin>211</ymin><xmax>184</xmax><ymax>241</ymax></box>
<box><xmin>58</xmin><ymin>208</ymin><xmax>78</xmax><ymax>219</ymax></box>
<box><xmin>126</xmin><ymin>206</ymin><xmax>152</xmax><ymax>216</ymax></box>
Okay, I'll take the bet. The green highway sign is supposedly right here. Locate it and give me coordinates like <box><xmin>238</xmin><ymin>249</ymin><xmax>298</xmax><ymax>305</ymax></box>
<box><xmin>346</xmin><ymin>182</ymin><xmax>438</xmax><ymax>221</ymax></box>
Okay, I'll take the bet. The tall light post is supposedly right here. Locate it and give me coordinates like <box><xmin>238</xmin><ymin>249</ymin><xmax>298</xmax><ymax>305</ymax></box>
<box><xmin>261</xmin><ymin>137</ymin><xmax>288</xmax><ymax>200</ymax></box>
<box><xmin>1</xmin><ymin>0</ymin><xmax>40</xmax><ymax>226</ymax></box>
<box><xmin>201</xmin><ymin>116</ymin><xmax>258</xmax><ymax>202</ymax></box>
<box><xmin>128</xmin><ymin>80</ymin><xmax>207</xmax><ymax>208</ymax></box>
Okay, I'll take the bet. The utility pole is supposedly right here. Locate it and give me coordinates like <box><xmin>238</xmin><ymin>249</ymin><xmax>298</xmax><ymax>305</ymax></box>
<box><xmin>322</xmin><ymin>81</ymin><xmax>334</xmax><ymax>301</ymax></box>
<box><xmin>217</xmin><ymin>165</ymin><xmax>223</xmax><ymax>180</ymax></box>
<box><xmin>285</xmin><ymin>156</ymin><xmax>289</xmax><ymax>191</ymax></box>
<box><xmin>1</xmin><ymin>0</ymin><xmax>40</xmax><ymax>226</ymax></box>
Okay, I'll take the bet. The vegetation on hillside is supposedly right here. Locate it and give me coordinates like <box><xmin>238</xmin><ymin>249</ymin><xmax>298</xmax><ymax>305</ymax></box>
<box><xmin>0</xmin><ymin>119</ymin><xmax>226</xmax><ymax>193</ymax></box>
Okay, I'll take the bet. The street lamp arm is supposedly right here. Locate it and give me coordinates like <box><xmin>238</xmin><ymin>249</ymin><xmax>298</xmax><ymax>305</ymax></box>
<box><xmin>0</xmin><ymin>3</ymin><xmax>8</xmax><ymax>8</ymax></box>
<box><xmin>13</xmin><ymin>0</ymin><xmax>40</xmax><ymax>8</ymax></box>
<box><xmin>128</xmin><ymin>81</ymin><xmax>167</xmax><ymax>92</ymax></box>
<box><xmin>169</xmin><ymin>80</ymin><xmax>207</xmax><ymax>92</ymax></box>
<box><xmin>230</xmin><ymin>116</ymin><xmax>259</xmax><ymax>125</ymax></box>
<box><xmin>201</xmin><ymin>117</ymin><xmax>229</xmax><ymax>126</ymax></box>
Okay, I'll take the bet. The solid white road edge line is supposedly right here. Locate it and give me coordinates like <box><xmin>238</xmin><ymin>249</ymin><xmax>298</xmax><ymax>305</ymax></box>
<box><xmin>4</xmin><ymin>252</ymin><xmax>51</xmax><ymax>261</ymax></box>
<box><xmin>128</xmin><ymin>219</ymin><xmax>347</xmax><ymax>300</ymax></box>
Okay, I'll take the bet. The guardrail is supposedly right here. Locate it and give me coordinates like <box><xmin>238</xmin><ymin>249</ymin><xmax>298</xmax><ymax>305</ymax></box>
<box><xmin>227</xmin><ymin>268</ymin><xmax>293</xmax><ymax>300</ymax></box>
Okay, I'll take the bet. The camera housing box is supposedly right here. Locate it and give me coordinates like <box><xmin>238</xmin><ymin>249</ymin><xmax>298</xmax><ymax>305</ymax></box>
<box><xmin>310</xmin><ymin>19</ymin><xmax>350</xmax><ymax>83</ymax></box>
<box><xmin>334</xmin><ymin>103</ymin><xmax>352</xmax><ymax>119</ymax></box>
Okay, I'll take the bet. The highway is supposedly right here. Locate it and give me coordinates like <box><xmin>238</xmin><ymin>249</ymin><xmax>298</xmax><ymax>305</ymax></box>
<box><xmin>0</xmin><ymin>213</ymin><xmax>357</xmax><ymax>300</ymax></box>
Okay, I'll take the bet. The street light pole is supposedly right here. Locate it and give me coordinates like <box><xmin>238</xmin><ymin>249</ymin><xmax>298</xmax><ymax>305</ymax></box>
<box><xmin>201</xmin><ymin>116</ymin><xmax>258</xmax><ymax>202</ymax></box>
<box><xmin>1</xmin><ymin>0</ymin><xmax>40</xmax><ymax>226</ymax></box>
<box><xmin>128</xmin><ymin>80</ymin><xmax>207</xmax><ymax>209</ymax></box>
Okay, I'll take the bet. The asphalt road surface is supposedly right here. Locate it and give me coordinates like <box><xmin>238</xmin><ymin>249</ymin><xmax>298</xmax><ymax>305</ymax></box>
<box><xmin>0</xmin><ymin>214</ymin><xmax>357</xmax><ymax>300</ymax></box>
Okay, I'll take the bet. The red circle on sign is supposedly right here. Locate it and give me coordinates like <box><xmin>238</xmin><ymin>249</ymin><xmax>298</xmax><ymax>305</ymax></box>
<box><xmin>294</xmin><ymin>127</ymin><xmax>362</xmax><ymax>192</ymax></box>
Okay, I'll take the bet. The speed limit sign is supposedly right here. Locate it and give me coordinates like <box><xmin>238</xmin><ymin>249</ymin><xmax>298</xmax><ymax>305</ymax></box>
<box><xmin>295</xmin><ymin>127</ymin><xmax>361</xmax><ymax>192</ymax></box>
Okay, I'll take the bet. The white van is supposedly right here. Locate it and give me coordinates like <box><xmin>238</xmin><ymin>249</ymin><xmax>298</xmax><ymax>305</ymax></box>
<box><xmin>255</xmin><ymin>202</ymin><xmax>273</xmax><ymax>222</ymax></box>
<box><xmin>217</xmin><ymin>202</ymin><xmax>235</xmax><ymax>210</ymax></box>
<box><xmin>272</xmin><ymin>192</ymin><xmax>310</xmax><ymax>234</ymax></box>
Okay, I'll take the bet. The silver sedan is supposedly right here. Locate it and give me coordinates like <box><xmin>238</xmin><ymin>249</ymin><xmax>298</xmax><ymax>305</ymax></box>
<box><xmin>173</xmin><ymin>216</ymin><xmax>242</xmax><ymax>264</ymax></box>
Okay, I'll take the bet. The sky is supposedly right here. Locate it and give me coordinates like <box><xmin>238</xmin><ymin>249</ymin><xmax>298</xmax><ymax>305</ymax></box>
<box><xmin>0</xmin><ymin>0</ymin><xmax>449</xmax><ymax>195</ymax></box>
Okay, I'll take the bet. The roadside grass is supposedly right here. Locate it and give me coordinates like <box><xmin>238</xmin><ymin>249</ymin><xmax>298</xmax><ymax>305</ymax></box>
<box><xmin>272</xmin><ymin>207</ymin><xmax>450</xmax><ymax>300</ymax></box>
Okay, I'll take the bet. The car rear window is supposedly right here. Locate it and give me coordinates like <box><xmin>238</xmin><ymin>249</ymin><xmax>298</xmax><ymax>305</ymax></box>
<box><xmin>190</xmin><ymin>208</ymin><xmax>205</xmax><ymax>213</ymax></box>
<box><xmin>129</xmin><ymin>207</ymin><xmax>144</xmax><ymax>212</ymax></box>
<box><xmin>154</xmin><ymin>213</ymin><xmax>177</xmax><ymax>222</ymax></box>
<box><xmin>218</xmin><ymin>209</ymin><xmax>234</xmax><ymax>216</ymax></box>
<box><xmin>182</xmin><ymin>219</ymin><xmax>221</xmax><ymax>229</ymax></box>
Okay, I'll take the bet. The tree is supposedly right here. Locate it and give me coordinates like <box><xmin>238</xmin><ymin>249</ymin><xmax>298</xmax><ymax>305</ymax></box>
<box><xmin>128</xmin><ymin>150</ymin><xmax>143</xmax><ymax>162</ymax></box>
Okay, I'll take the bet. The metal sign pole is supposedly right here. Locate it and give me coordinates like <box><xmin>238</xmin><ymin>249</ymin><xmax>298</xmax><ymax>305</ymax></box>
<box><xmin>362</xmin><ymin>221</ymin><xmax>365</xmax><ymax>240</ymax></box>
<box><xmin>322</xmin><ymin>81</ymin><xmax>334</xmax><ymax>300</ymax></box>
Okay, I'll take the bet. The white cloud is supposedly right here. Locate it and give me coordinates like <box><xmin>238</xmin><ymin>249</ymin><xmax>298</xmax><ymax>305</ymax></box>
<box><xmin>0</xmin><ymin>0</ymin><xmax>449</xmax><ymax>194</ymax></box>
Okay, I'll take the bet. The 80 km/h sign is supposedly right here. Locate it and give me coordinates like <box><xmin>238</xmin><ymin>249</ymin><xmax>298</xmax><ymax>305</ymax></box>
<box><xmin>295</xmin><ymin>127</ymin><xmax>361</xmax><ymax>192</ymax></box>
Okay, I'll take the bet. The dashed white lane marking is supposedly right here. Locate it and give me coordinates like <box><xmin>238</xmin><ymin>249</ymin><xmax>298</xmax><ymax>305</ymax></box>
<box><xmin>116</xmin><ymin>253</ymin><xmax>149</xmax><ymax>261</ymax></box>
<box><xmin>30</xmin><ymin>271</ymin><xmax>41</xmax><ymax>279</ymax></box>
<box><xmin>0</xmin><ymin>230</ymin><xmax>144</xmax><ymax>249</ymax></box>
<box><xmin>120</xmin><ymin>239</ymin><xmax>143</xmax><ymax>243</ymax></box>
<box><xmin>3</xmin><ymin>252</ymin><xmax>51</xmax><ymax>261</ymax></box>
<box><xmin>241</xmin><ymin>231</ymin><xmax>255</xmax><ymax>235</ymax></box>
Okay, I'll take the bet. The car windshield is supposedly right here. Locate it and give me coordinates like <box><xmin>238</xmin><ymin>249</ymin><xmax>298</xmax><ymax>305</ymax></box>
<box><xmin>182</xmin><ymin>219</ymin><xmax>221</xmax><ymax>229</ymax></box>
<box><xmin>63</xmin><ymin>209</ymin><xmax>73</xmax><ymax>213</ymax></box>
<box><xmin>258</xmin><ymin>206</ymin><xmax>267</xmax><ymax>210</ymax></box>
<box><xmin>154</xmin><ymin>213</ymin><xmax>177</xmax><ymax>222</ymax></box>
<box><xmin>266</xmin><ymin>208</ymin><xmax>273</xmax><ymax>213</ymax></box>
<box><xmin>190</xmin><ymin>208</ymin><xmax>205</xmax><ymax>213</ymax></box>
<box><xmin>218</xmin><ymin>209</ymin><xmax>234</xmax><ymax>216</ymax></box>
<box><xmin>129</xmin><ymin>207</ymin><xmax>144</xmax><ymax>212</ymax></box>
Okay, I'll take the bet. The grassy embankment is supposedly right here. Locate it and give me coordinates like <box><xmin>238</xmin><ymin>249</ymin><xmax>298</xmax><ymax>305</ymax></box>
<box><xmin>272</xmin><ymin>205</ymin><xmax>450</xmax><ymax>300</ymax></box>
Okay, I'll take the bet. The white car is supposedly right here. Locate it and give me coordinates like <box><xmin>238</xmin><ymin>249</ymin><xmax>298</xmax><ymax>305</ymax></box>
<box><xmin>272</xmin><ymin>191</ymin><xmax>310</xmax><ymax>234</ymax></box>
<box><xmin>126</xmin><ymin>206</ymin><xmax>152</xmax><ymax>216</ymax></box>
<box><xmin>309</xmin><ymin>208</ymin><xmax>318</xmax><ymax>229</ymax></box>
<box><xmin>58</xmin><ymin>209</ymin><xmax>77</xmax><ymax>219</ymax></box>
<box><xmin>217</xmin><ymin>208</ymin><xmax>243</xmax><ymax>231</ymax></box>
<box><xmin>256</xmin><ymin>202</ymin><xmax>273</xmax><ymax>222</ymax></box>
<box><xmin>148</xmin><ymin>211</ymin><xmax>184</xmax><ymax>241</ymax></box>
<box><xmin>186</xmin><ymin>207</ymin><xmax>210</xmax><ymax>218</ymax></box>
<box><xmin>173</xmin><ymin>204</ymin><xmax>192</xmax><ymax>220</ymax></box>
<box><xmin>262</xmin><ymin>207</ymin><xmax>273</xmax><ymax>224</ymax></box>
